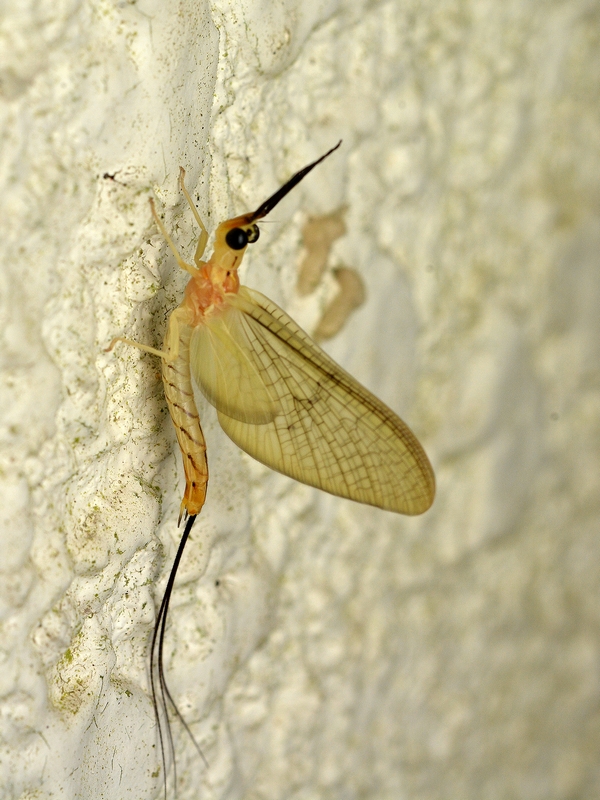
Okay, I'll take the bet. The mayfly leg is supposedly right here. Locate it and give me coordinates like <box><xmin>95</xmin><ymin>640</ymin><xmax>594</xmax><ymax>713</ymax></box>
<box><xmin>178</xmin><ymin>167</ymin><xmax>209</xmax><ymax>267</ymax></box>
<box><xmin>104</xmin><ymin>310</ymin><xmax>181</xmax><ymax>363</ymax></box>
<box><xmin>149</xmin><ymin>197</ymin><xmax>198</xmax><ymax>277</ymax></box>
<box><xmin>104</xmin><ymin>337</ymin><xmax>170</xmax><ymax>359</ymax></box>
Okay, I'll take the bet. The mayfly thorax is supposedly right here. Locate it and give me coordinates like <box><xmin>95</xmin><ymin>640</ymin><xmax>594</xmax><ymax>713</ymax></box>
<box><xmin>106</xmin><ymin>140</ymin><xmax>435</xmax><ymax>793</ymax></box>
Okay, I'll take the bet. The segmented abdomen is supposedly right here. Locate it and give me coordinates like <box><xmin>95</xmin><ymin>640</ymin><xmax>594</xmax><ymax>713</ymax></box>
<box><xmin>161</xmin><ymin>320</ymin><xmax>208</xmax><ymax>518</ymax></box>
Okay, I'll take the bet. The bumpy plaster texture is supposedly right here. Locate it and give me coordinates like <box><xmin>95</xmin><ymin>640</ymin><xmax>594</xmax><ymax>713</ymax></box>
<box><xmin>1</xmin><ymin>0</ymin><xmax>599</xmax><ymax>798</ymax></box>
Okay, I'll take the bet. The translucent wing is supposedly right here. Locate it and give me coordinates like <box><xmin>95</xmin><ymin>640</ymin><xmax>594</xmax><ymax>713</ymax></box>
<box><xmin>191</xmin><ymin>286</ymin><xmax>435</xmax><ymax>515</ymax></box>
<box><xmin>190</xmin><ymin>303</ymin><xmax>281</xmax><ymax>424</ymax></box>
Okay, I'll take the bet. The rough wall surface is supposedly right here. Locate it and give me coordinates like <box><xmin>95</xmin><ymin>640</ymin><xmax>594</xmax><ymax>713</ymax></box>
<box><xmin>1</xmin><ymin>0</ymin><xmax>599</xmax><ymax>798</ymax></box>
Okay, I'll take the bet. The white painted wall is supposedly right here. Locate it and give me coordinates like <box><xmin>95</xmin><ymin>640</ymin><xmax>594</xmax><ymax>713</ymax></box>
<box><xmin>1</xmin><ymin>0</ymin><xmax>599</xmax><ymax>797</ymax></box>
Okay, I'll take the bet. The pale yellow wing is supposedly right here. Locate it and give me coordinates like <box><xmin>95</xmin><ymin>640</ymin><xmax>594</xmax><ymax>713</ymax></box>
<box><xmin>191</xmin><ymin>286</ymin><xmax>435</xmax><ymax>515</ymax></box>
<box><xmin>189</xmin><ymin>303</ymin><xmax>281</xmax><ymax>424</ymax></box>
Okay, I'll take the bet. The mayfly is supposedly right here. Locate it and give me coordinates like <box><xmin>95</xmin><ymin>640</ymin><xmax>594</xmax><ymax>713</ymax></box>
<box><xmin>107</xmin><ymin>141</ymin><xmax>435</xmax><ymax>790</ymax></box>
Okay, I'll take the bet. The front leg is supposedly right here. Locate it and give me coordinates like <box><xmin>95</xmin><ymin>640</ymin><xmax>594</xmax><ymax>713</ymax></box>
<box><xmin>179</xmin><ymin>167</ymin><xmax>209</xmax><ymax>267</ymax></box>
<box><xmin>149</xmin><ymin>198</ymin><xmax>198</xmax><ymax>278</ymax></box>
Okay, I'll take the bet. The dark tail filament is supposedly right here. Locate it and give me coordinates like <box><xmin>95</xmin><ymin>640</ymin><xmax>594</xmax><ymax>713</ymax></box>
<box><xmin>150</xmin><ymin>513</ymin><xmax>208</xmax><ymax>799</ymax></box>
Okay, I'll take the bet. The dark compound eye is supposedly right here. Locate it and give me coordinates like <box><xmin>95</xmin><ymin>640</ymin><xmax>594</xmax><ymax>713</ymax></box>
<box><xmin>225</xmin><ymin>227</ymin><xmax>249</xmax><ymax>250</ymax></box>
<box><xmin>246</xmin><ymin>224</ymin><xmax>260</xmax><ymax>243</ymax></box>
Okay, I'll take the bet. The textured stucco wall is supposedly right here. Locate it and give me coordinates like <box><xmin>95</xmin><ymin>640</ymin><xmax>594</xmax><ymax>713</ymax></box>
<box><xmin>1</xmin><ymin>0</ymin><xmax>599</xmax><ymax>798</ymax></box>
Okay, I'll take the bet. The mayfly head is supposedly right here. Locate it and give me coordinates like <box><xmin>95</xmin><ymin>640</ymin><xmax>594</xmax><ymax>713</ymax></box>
<box><xmin>209</xmin><ymin>219</ymin><xmax>261</xmax><ymax>276</ymax></box>
<box><xmin>222</xmin><ymin>221</ymin><xmax>260</xmax><ymax>251</ymax></box>
<box><xmin>213</xmin><ymin>140</ymin><xmax>342</xmax><ymax>262</ymax></box>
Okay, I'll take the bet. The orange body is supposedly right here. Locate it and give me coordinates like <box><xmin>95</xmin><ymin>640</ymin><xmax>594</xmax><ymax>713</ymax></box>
<box><xmin>162</xmin><ymin>211</ymin><xmax>260</xmax><ymax>519</ymax></box>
